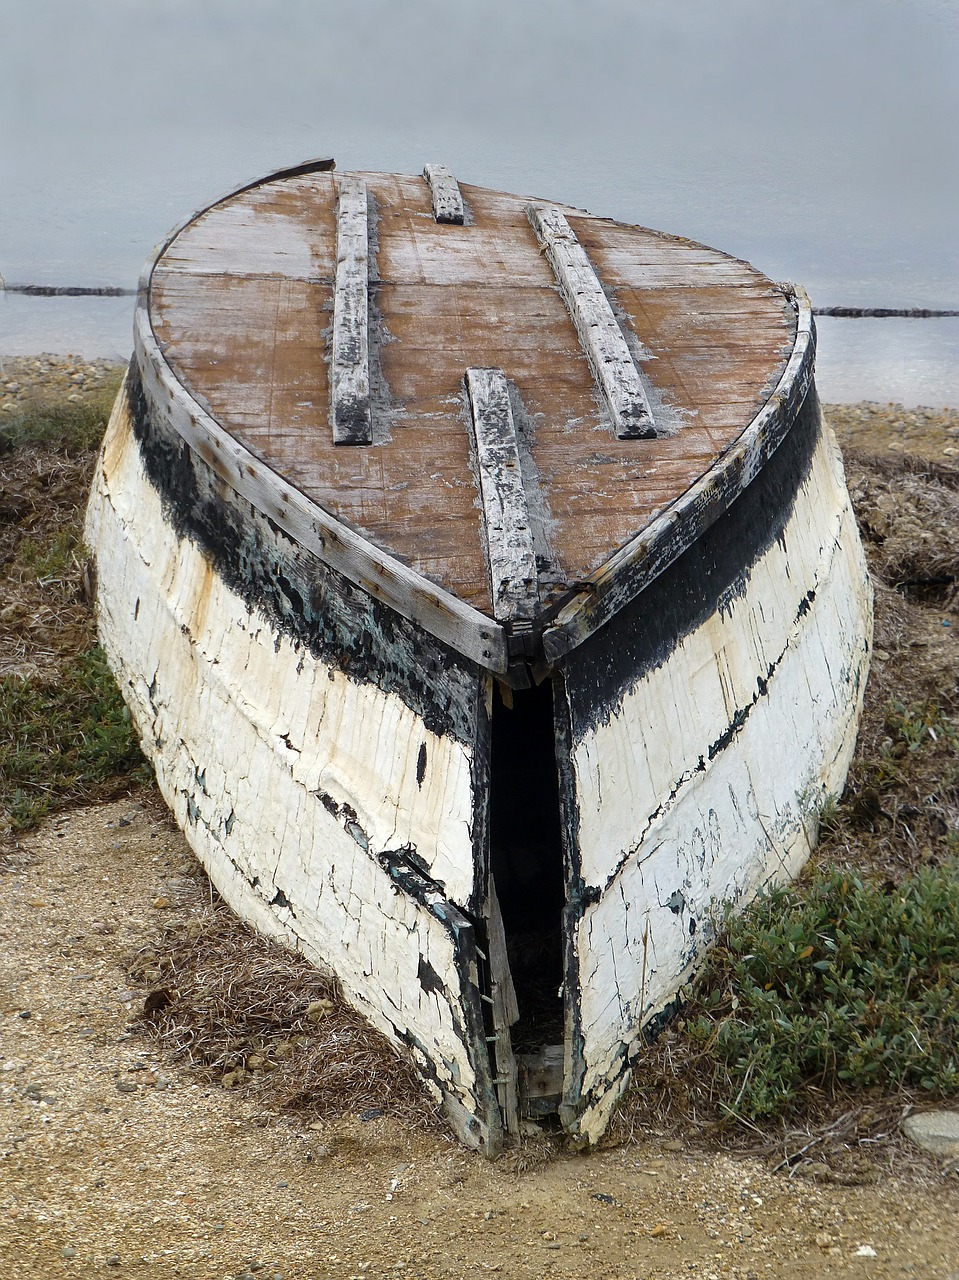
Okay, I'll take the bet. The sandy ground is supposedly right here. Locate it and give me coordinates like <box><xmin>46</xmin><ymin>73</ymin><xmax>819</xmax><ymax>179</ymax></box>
<box><xmin>2</xmin><ymin>365</ymin><xmax>959</xmax><ymax>1278</ymax></box>
<box><xmin>3</xmin><ymin>799</ymin><xmax>959</xmax><ymax>1280</ymax></box>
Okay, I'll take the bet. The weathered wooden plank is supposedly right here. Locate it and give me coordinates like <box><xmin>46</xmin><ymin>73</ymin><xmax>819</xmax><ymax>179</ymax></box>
<box><xmin>541</xmin><ymin>290</ymin><xmax>816</xmax><ymax>661</ymax></box>
<box><xmin>423</xmin><ymin>164</ymin><xmax>466</xmax><ymax>225</ymax></box>
<box><xmin>331</xmin><ymin>177</ymin><xmax>372</xmax><ymax>445</ymax></box>
<box><xmin>134</xmin><ymin>305</ymin><xmax>508</xmax><ymax>672</ymax></box>
<box><xmin>526</xmin><ymin>203</ymin><xmax>657</xmax><ymax>440</ymax></box>
<box><xmin>485</xmin><ymin>877</ymin><xmax>520</xmax><ymax>1136</ymax></box>
<box><xmin>86</xmin><ymin>394</ymin><xmax>506</xmax><ymax>1153</ymax></box>
<box><xmin>464</xmin><ymin>368</ymin><xmax>539</xmax><ymax>623</ymax></box>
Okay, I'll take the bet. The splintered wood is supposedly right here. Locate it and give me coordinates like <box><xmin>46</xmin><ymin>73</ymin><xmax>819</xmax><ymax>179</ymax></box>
<box><xmin>331</xmin><ymin>177</ymin><xmax>372</xmax><ymax>445</ymax></box>
<box><xmin>464</xmin><ymin>368</ymin><xmax>538</xmax><ymax>623</ymax></box>
<box><xmin>423</xmin><ymin>164</ymin><xmax>465</xmax><ymax>224</ymax></box>
<box><xmin>526</xmin><ymin>203</ymin><xmax>656</xmax><ymax>440</ymax></box>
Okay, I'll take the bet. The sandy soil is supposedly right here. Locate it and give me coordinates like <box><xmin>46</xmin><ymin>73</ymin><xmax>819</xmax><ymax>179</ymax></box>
<box><xmin>3</xmin><ymin>799</ymin><xmax>959</xmax><ymax>1280</ymax></box>
<box><xmin>2</xmin><ymin>367</ymin><xmax>959</xmax><ymax>1279</ymax></box>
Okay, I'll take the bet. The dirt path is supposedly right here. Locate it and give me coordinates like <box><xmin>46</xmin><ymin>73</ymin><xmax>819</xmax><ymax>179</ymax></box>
<box><xmin>3</xmin><ymin>797</ymin><xmax>958</xmax><ymax>1280</ymax></box>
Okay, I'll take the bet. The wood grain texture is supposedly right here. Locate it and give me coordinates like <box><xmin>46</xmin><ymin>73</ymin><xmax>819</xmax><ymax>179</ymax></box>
<box><xmin>423</xmin><ymin>163</ymin><xmax>465</xmax><ymax>224</ymax></box>
<box><xmin>134</xmin><ymin>305</ymin><xmax>508</xmax><ymax>673</ymax></box>
<box><xmin>465</xmin><ymin>368</ymin><xmax>539</xmax><ymax>623</ymax></box>
<box><xmin>149</xmin><ymin>168</ymin><xmax>797</xmax><ymax>638</ymax></box>
<box><xmin>331</xmin><ymin>177</ymin><xmax>372</xmax><ymax>445</ymax></box>
<box><xmin>526</xmin><ymin>203</ymin><xmax>656</xmax><ymax>440</ymax></box>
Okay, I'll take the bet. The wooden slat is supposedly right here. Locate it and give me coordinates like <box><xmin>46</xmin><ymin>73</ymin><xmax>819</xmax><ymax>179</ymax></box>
<box><xmin>134</xmin><ymin>304</ymin><xmax>508</xmax><ymax>673</ymax></box>
<box><xmin>423</xmin><ymin>164</ymin><xmax>466</xmax><ymax>225</ymax></box>
<box><xmin>465</xmin><ymin>368</ymin><xmax>538</xmax><ymax>623</ymax></box>
<box><xmin>527</xmin><ymin>204</ymin><xmax>657</xmax><ymax>441</ymax></box>
<box><xmin>331</xmin><ymin>177</ymin><xmax>372</xmax><ymax>445</ymax></box>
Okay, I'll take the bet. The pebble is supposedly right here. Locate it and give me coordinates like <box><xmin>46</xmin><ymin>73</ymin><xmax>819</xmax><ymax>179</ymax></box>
<box><xmin>901</xmin><ymin>1109</ymin><xmax>959</xmax><ymax>1157</ymax></box>
<box><xmin>60</xmin><ymin>1246</ymin><xmax>76</xmax><ymax>1260</ymax></box>
<box><xmin>0</xmin><ymin>354</ymin><xmax>123</xmax><ymax>416</ymax></box>
<box><xmin>116</xmin><ymin>1080</ymin><xmax>137</xmax><ymax>1093</ymax></box>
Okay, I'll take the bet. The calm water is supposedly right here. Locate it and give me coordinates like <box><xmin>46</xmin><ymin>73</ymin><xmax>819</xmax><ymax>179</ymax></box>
<box><xmin>3</xmin><ymin>0</ymin><xmax>957</xmax><ymax>404</ymax></box>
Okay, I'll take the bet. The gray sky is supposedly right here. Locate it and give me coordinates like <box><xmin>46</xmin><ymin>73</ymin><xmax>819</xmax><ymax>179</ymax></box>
<box><xmin>2</xmin><ymin>0</ymin><xmax>958</xmax><ymax>305</ymax></box>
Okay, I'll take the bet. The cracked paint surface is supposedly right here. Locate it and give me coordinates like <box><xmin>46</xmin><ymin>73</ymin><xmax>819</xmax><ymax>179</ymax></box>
<box><xmin>561</xmin><ymin>411</ymin><xmax>872</xmax><ymax>1142</ymax></box>
<box><xmin>85</xmin><ymin>388</ymin><xmax>499</xmax><ymax>1151</ymax></box>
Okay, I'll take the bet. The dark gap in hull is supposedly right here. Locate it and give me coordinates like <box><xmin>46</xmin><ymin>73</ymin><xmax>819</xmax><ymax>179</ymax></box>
<box><xmin>489</xmin><ymin>679</ymin><xmax>565</xmax><ymax>1053</ymax></box>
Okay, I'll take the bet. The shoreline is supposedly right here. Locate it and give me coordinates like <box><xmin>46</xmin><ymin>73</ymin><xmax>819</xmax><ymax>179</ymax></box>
<box><xmin>3</xmin><ymin>354</ymin><xmax>958</xmax><ymax>462</ymax></box>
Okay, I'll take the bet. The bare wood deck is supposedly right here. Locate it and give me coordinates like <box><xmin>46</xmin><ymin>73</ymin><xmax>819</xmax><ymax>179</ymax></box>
<box><xmin>148</xmin><ymin>170</ymin><xmax>796</xmax><ymax>619</ymax></box>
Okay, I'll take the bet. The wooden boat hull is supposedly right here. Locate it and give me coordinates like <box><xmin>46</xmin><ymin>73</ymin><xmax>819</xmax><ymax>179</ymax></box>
<box><xmin>86</xmin><ymin>361</ymin><xmax>870</xmax><ymax>1152</ymax></box>
<box><xmin>85</xmin><ymin>163</ymin><xmax>872</xmax><ymax>1152</ymax></box>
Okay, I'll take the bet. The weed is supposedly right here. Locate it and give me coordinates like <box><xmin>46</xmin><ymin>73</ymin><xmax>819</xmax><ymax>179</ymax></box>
<box><xmin>684</xmin><ymin>863</ymin><xmax>959</xmax><ymax>1120</ymax></box>
<box><xmin>0</xmin><ymin>371</ymin><xmax>122</xmax><ymax>455</ymax></box>
<box><xmin>0</xmin><ymin>646</ymin><xmax>149</xmax><ymax>831</ymax></box>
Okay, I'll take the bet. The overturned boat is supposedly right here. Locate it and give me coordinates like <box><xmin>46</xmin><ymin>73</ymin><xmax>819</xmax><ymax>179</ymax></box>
<box><xmin>85</xmin><ymin>158</ymin><xmax>872</xmax><ymax>1153</ymax></box>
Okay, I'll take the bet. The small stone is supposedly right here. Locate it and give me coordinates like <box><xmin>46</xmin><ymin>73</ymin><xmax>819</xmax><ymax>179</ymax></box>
<box><xmin>105</xmin><ymin>1256</ymin><xmax>120</xmax><ymax>1267</ymax></box>
<box><xmin>60</xmin><ymin>1246</ymin><xmax>76</xmax><ymax>1260</ymax></box>
<box><xmin>116</xmin><ymin>1080</ymin><xmax>137</xmax><ymax>1093</ymax></box>
<box><xmin>902</xmin><ymin>1110</ymin><xmax>959</xmax><ymax>1158</ymax></box>
<box><xmin>855</xmin><ymin>1245</ymin><xmax>878</xmax><ymax>1257</ymax></box>
<box><xmin>815</xmin><ymin>1232</ymin><xmax>835</xmax><ymax>1249</ymax></box>
<box><xmin>152</xmin><ymin>896</ymin><xmax>173</xmax><ymax>910</ymax></box>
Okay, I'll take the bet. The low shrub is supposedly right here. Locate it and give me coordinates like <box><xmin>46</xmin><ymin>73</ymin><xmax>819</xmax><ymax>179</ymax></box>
<box><xmin>687</xmin><ymin>862</ymin><xmax>959</xmax><ymax>1120</ymax></box>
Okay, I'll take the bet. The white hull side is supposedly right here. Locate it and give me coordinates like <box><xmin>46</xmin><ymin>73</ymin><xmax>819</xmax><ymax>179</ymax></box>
<box><xmin>86</xmin><ymin>388</ymin><xmax>496</xmax><ymax>1148</ymax></box>
<box><xmin>564</xmin><ymin>417</ymin><xmax>873</xmax><ymax>1142</ymax></box>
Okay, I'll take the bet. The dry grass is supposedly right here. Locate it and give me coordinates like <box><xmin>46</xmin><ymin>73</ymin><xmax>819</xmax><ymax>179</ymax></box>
<box><xmin>128</xmin><ymin>902</ymin><xmax>442</xmax><ymax>1130</ymax></box>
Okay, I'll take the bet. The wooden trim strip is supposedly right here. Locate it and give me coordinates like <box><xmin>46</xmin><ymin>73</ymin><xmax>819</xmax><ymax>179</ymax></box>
<box><xmin>132</xmin><ymin>302</ymin><xmax>508</xmax><ymax>672</ymax></box>
<box><xmin>331</xmin><ymin>177</ymin><xmax>373</xmax><ymax>445</ymax></box>
<box><xmin>541</xmin><ymin>288</ymin><xmax>817</xmax><ymax>662</ymax></box>
<box><xmin>527</xmin><ymin>204</ymin><xmax>656</xmax><ymax>440</ymax></box>
<box><xmin>423</xmin><ymin>164</ymin><xmax>466</xmax><ymax>224</ymax></box>
<box><xmin>465</xmin><ymin>368</ymin><xmax>539</xmax><ymax>624</ymax></box>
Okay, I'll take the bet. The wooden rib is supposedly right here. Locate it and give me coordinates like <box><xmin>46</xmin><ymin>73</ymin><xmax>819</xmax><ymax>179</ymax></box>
<box><xmin>423</xmin><ymin>164</ymin><xmax>465</xmax><ymax>225</ymax></box>
<box><xmin>464</xmin><ymin>368</ymin><xmax>538</xmax><ymax>623</ymax></box>
<box><xmin>527</xmin><ymin>203</ymin><xmax>656</xmax><ymax>440</ymax></box>
<box><xmin>331</xmin><ymin>177</ymin><xmax>372</xmax><ymax>445</ymax></box>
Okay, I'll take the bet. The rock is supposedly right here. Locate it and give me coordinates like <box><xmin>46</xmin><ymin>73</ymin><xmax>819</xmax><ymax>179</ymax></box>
<box><xmin>855</xmin><ymin>1245</ymin><xmax>878</xmax><ymax>1257</ymax></box>
<box><xmin>901</xmin><ymin>1110</ymin><xmax>959</xmax><ymax>1158</ymax></box>
<box><xmin>60</xmin><ymin>1246</ymin><xmax>76</xmax><ymax>1260</ymax></box>
<box><xmin>116</xmin><ymin>1080</ymin><xmax>137</xmax><ymax>1093</ymax></box>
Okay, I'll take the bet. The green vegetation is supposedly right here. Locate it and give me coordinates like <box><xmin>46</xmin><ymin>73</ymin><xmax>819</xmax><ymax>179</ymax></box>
<box><xmin>0</xmin><ymin>372</ymin><xmax>122</xmax><ymax>455</ymax></box>
<box><xmin>0</xmin><ymin>645</ymin><xmax>149</xmax><ymax>831</ymax></box>
<box><xmin>686</xmin><ymin>860</ymin><xmax>959</xmax><ymax>1120</ymax></box>
<box><xmin>14</xmin><ymin>528</ymin><xmax>80</xmax><ymax>582</ymax></box>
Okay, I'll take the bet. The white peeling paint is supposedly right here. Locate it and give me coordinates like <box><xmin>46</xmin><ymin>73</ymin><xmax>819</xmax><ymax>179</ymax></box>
<box><xmin>565</xmin><ymin>418</ymin><xmax>873</xmax><ymax>1143</ymax></box>
<box><xmin>86</xmin><ymin>387</ymin><xmax>491</xmax><ymax>1141</ymax></box>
